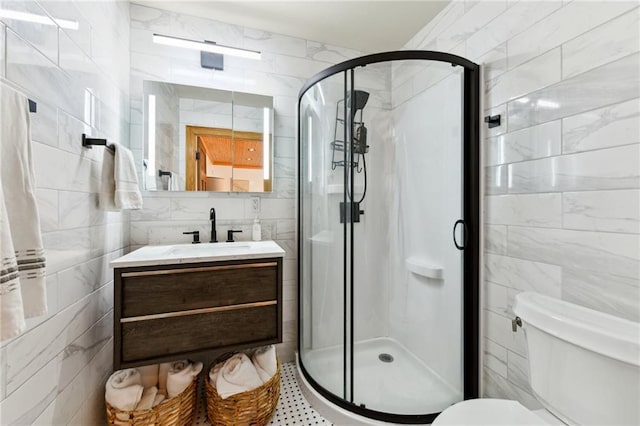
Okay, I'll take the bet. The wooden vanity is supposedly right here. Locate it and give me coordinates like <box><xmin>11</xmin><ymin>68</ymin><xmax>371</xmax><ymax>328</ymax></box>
<box><xmin>110</xmin><ymin>241</ymin><xmax>285</xmax><ymax>369</ymax></box>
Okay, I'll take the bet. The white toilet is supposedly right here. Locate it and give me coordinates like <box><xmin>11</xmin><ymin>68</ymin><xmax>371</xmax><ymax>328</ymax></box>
<box><xmin>434</xmin><ymin>292</ymin><xmax>640</xmax><ymax>425</ymax></box>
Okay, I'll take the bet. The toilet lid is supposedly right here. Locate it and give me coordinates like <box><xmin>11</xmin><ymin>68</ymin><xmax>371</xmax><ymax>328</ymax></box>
<box><xmin>432</xmin><ymin>399</ymin><xmax>549</xmax><ymax>425</ymax></box>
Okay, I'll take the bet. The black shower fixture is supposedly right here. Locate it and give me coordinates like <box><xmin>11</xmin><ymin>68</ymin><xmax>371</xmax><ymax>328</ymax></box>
<box><xmin>351</xmin><ymin>90</ymin><xmax>370</xmax><ymax>156</ymax></box>
<box><xmin>331</xmin><ymin>89</ymin><xmax>371</xmax><ymax>171</ymax></box>
<box><xmin>349</xmin><ymin>90</ymin><xmax>370</xmax><ymax>119</ymax></box>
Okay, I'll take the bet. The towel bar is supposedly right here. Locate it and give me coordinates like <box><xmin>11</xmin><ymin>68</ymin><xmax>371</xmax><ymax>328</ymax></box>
<box><xmin>159</xmin><ymin>169</ymin><xmax>172</xmax><ymax>177</ymax></box>
<box><xmin>82</xmin><ymin>133</ymin><xmax>115</xmax><ymax>152</ymax></box>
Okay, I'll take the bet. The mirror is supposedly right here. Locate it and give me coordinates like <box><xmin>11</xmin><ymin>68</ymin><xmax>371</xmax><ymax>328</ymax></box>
<box><xmin>142</xmin><ymin>81</ymin><xmax>274</xmax><ymax>192</ymax></box>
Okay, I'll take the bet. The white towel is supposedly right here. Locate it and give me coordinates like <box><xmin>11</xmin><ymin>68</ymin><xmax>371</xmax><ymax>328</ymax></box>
<box><xmin>168</xmin><ymin>172</ymin><xmax>180</xmax><ymax>191</ymax></box>
<box><xmin>167</xmin><ymin>360</ymin><xmax>202</xmax><ymax>398</ymax></box>
<box><xmin>152</xmin><ymin>393</ymin><xmax>165</xmax><ymax>407</ymax></box>
<box><xmin>136</xmin><ymin>386</ymin><xmax>158</xmax><ymax>410</ymax></box>
<box><xmin>99</xmin><ymin>147</ymin><xmax>117</xmax><ymax>211</ymax></box>
<box><xmin>105</xmin><ymin>369</ymin><xmax>144</xmax><ymax>411</ymax></box>
<box><xmin>0</xmin><ymin>89</ymin><xmax>47</xmax><ymax>341</ymax></box>
<box><xmin>252</xmin><ymin>345</ymin><xmax>277</xmax><ymax>383</ymax></box>
<box><xmin>216</xmin><ymin>353</ymin><xmax>263</xmax><ymax>399</ymax></box>
<box><xmin>138</xmin><ymin>364</ymin><xmax>159</xmax><ymax>389</ymax></box>
<box><xmin>99</xmin><ymin>142</ymin><xmax>142</xmax><ymax>211</ymax></box>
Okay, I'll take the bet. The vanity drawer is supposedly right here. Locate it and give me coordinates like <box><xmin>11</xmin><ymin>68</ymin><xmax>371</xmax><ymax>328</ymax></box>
<box><xmin>120</xmin><ymin>261</ymin><xmax>278</xmax><ymax>317</ymax></box>
<box><xmin>120</xmin><ymin>304</ymin><xmax>278</xmax><ymax>363</ymax></box>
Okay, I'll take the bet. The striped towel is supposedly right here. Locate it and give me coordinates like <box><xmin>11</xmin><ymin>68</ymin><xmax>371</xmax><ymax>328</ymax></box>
<box><xmin>0</xmin><ymin>88</ymin><xmax>47</xmax><ymax>341</ymax></box>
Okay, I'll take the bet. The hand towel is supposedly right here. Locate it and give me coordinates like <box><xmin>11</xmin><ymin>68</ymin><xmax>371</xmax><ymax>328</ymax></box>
<box><xmin>136</xmin><ymin>386</ymin><xmax>158</xmax><ymax>410</ymax></box>
<box><xmin>0</xmin><ymin>89</ymin><xmax>47</xmax><ymax>341</ymax></box>
<box><xmin>138</xmin><ymin>364</ymin><xmax>159</xmax><ymax>389</ymax></box>
<box><xmin>114</xmin><ymin>144</ymin><xmax>142</xmax><ymax>209</ymax></box>
<box><xmin>99</xmin><ymin>142</ymin><xmax>142</xmax><ymax>211</ymax></box>
<box><xmin>252</xmin><ymin>345</ymin><xmax>277</xmax><ymax>383</ymax></box>
<box><xmin>168</xmin><ymin>172</ymin><xmax>180</xmax><ymax>191</ymax></box>
<box><xmin>99</xmin><ymin>147</ymin><xmax>117</xmax><ymax>211</ymax></box>
<box><xmin>105</xmin><ymin>369</ymin><xmax>144</xmax><ymax>411</ymax></box>
<box><xmin>167</xmin><ymin>360</ymin><xmax>202</xmax><ymax>398</ymax></box>
<box><xmin>216</xmin><ymin>353</ymin><xmax>263</xmax><ymax>399</ymax></box>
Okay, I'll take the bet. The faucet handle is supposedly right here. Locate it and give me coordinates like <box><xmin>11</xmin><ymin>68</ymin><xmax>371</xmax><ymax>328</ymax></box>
<box><xmin>183</xmin><ymin>230</ymin><xmax>201</xmax><ymax>244</ymax></box>
<box><xmin>226</xmin><ymin>229</ymin><xmax>242</xmax><ymax>242</ymax></box>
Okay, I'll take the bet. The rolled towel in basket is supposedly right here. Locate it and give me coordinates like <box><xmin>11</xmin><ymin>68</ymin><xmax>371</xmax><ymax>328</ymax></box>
<box><xmin>152</xmin><ymin>393</ymin><xmax>165</xmax><ymax>407</ymax></box>
<box><xmin>138</xmin><ymin>364</ymin><xmax>159</xmax><ymax>389</ymax></box>
<box><xmin>136</xmin><ymin>386</ymin><xmax>158</xmax><ymax>410</ymax></box>
<box><xmin>209</xmin><ymin>361</ymin><xmax>223</xmax><ymax>387</ymax></box>
<box><xmin>216</xmin><ymin>353</ymin><xmax>263</xmax><ymax>399</ymax></box>
<box><xmin>105</xmin><ymin>369</ymin><xmax>144</xmax><ymax>411</ymax></box>
<box><xmin>252</xmin><ymin>345</ymin><xmax>277</xmax><ymax>383</ymax></box>
<box><xmin>167</xmin><ymin>360</ymin><xmax>203</xmax><ymax>398</ymax></box>
<box><xmin>158</xmin><ymin>362</ymin><xmax>171</xmax><ymax>396</ymax></box>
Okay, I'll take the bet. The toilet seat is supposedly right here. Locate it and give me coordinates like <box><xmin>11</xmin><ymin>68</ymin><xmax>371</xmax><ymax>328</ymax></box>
<box><xmin>432</xmin><ymin>399</ymin><xmax>550</xmax><ymax>425</ymax></box>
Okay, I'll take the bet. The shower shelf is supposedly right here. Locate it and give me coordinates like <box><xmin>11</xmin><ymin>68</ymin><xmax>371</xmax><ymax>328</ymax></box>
<box><xmin>406</xmin><ymin>256</ymin><xmax>444</xmax><ymax>280</ymax></box>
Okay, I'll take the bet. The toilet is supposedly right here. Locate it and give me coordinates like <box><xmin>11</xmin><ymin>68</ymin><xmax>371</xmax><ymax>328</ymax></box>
<box><xmin>434</xmin><ymin>292</ymin><xmax>640</xmax><ymax>425</ymax></box>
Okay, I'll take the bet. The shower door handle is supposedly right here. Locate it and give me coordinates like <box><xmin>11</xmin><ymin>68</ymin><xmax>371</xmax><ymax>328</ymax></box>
<box><xmin>453</xmin><ymin>219</ymin><xmax>468</xmax><ymax>250</ymax></box>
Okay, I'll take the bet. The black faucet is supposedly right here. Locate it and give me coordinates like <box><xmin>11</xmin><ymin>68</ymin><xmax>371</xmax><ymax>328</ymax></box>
<box><xmin>183</xmin><ymin>230</ymin><xmax>200</xmax><ymax>244</ymax></box>
<box><xmin>209</xmin><ymin>208</ymin><xmax>218</xmax><ymax>243</ymax></box>
<box><xmin>226</xmin><ymin>229</ymin><xmax>242</xmax><ymax>242</ymax></box>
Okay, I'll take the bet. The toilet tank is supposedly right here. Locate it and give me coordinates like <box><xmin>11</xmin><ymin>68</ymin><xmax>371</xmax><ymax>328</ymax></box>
<box><xmin>513</xmin><ymin>292</ymin><xmax>640</xmax><ymax>425</ymax></box>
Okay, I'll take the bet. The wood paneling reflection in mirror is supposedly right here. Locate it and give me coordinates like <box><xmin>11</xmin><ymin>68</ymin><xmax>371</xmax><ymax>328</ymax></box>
<box><xmin>185</xmin><ymin>125</ymin><xmax>267</xmax><ymax>192</ymax></box>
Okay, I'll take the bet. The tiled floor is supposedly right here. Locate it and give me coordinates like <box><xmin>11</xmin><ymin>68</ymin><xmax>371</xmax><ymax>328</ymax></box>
<box><xmin>194</xmin><ymin>362</ymin><xmax>332</xmax><ymax>425</ymax></box>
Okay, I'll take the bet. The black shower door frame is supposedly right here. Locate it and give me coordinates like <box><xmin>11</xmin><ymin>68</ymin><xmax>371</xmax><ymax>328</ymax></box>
<box><xmin>297</xmin><ymin>51</ymin><xmax>480</xmax><ymax>424</ymax></box>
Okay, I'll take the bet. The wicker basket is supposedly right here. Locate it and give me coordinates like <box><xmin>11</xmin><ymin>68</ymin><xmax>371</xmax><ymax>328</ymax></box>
<box><xmin>205</xmin><ymin>359</ymin><xmax>281</xmax><ymax>426</ymax></box>
<box><xmin>105</xmin><ymin>376</ymin><xmax>197</xmax><ymax>426</ymax></box>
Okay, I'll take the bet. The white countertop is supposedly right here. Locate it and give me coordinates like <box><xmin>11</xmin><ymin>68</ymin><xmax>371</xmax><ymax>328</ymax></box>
<box><xmin>110</xmin><ymin>240</ymin><xmax>285</xmax><ymax>268</ymax></box>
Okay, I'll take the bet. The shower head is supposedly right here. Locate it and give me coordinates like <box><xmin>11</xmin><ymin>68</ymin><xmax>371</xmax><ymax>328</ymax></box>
<box><xmin>349</xmin><ymin>90</ymin><xmax>370</xmax><ymax>112</ymax></box>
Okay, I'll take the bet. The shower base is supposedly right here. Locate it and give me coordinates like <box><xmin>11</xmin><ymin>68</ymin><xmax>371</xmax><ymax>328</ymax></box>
<box><xmin>299</xmin><ymin>337</ymin><xmax>461</xmax><ymax>423</ymax></box>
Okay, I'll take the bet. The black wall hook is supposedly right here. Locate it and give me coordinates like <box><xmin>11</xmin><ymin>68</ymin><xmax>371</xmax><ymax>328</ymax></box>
<box><xmin>484</xmin><ymin>114</ymin><xmax>501</xmax><ymax>128</ymax></box>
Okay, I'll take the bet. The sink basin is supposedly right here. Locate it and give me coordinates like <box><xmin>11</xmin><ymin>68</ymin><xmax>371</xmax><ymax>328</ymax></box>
<box><xmin>165</xmin><ymin>243</ymin><xmax>250</xmax><ymax>257</ymax></box>
<box><xmin>110</xmin><ymin>240</ymin><xmax>285</xmax><ymax>268</ymax></box>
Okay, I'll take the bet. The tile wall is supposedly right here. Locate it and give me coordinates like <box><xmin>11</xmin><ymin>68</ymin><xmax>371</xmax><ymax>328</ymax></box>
<box><xmin>403</xmin><ymin>0</ymin><xmax>639</xmax><ymax>408</ymax></box>
<box><xmin>0</xmin><ymin>0</ymin><xmax>130</xmax><ymax>424</ymax></box>
<box><xmin>128</xmin><ymin>3</ymin><xmax>365</xmax><ymax>363</ymax></box>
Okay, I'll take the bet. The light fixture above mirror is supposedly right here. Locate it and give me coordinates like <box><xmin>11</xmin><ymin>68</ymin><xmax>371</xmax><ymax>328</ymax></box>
<box><xmin>152</xmin><ymin>33</ymin><xmax>262</xmax><ymax>60</ymax></box>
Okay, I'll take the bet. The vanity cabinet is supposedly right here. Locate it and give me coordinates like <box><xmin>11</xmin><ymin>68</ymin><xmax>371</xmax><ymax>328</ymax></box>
<box><xmin>113</xmin><ymin>256</ymin><xmax>283</xmax><ymax>369</ymax></box>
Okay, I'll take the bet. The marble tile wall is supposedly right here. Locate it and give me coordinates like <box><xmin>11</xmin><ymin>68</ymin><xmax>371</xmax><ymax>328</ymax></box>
<box><xmin>129</xmin><ymin>3</ymin><xmax>365</xmax><ymax>363</ymax></box>
<box><xmin>0</xmin><ymin>0</ymin><xmax>130</xmax><ymax>423</ymax></box>
<box><xmin>403</xmin><ymin>0</ymin><xmax>639</xmax><ymax>409</ymax></box>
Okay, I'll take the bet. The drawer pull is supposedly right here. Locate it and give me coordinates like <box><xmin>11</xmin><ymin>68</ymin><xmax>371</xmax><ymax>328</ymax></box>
<box><xmin>121</xmin><ymin>262</ymin><xmax>277</xmax><ymax>278</ymax></box>
<box><xmin>120</xmin><ymin>300</ymin><xmax>277</xmax><ymax>323</ymax></box>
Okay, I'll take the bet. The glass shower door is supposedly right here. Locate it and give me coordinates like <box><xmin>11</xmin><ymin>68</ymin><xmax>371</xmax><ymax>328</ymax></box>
<box><xmin>298</xmin><ymin>51</ymin><xmax>479</xmax><ymax>424</ymax></box>
<box><xmin>349</xmin><ymin>60</ymin><xmax>466</xmax><ymax>416</ymax></box>
<box><xmin>299</xmin><ymin>71</ymin><xmax>351</xmax><ymax>400</ymax></box>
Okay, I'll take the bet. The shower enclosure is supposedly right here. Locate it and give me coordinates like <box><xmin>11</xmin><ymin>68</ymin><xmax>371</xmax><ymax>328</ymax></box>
<box><xmin>297</xmin><ymin>52</ymin><xmax>479</xmax><ymax>424</ymax></box>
